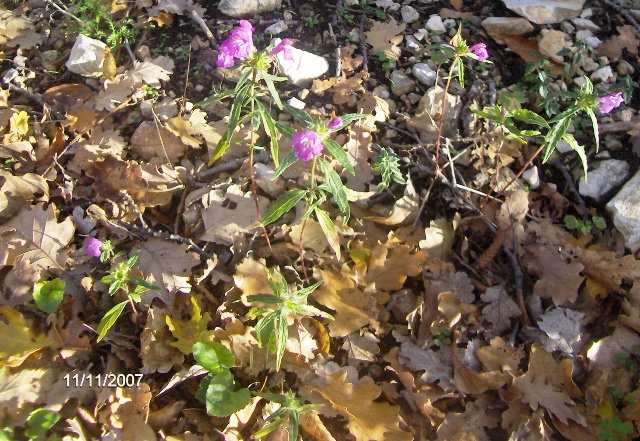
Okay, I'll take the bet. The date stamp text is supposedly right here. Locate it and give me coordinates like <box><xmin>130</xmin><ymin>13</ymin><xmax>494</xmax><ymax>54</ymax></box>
<box><xmin>64</xmin><ymin>373</ymin><xmax>144</xmax><ymax>388</ymax></box>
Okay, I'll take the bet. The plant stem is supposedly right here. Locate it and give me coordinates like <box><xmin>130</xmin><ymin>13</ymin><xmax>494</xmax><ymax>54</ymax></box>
<box><xmin>434</xmin><ymin>59</ymin><xmax>458</xmax><ymax>171</ymax></box>
<box><xmin>299</xmin><ymin>157</ymin><xmax>318</xmax><ymax>282</ymax></box>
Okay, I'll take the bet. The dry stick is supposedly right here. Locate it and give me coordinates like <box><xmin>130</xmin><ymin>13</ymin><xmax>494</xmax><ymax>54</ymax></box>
<box><xmin>197</xmin><ymin>151</ymin><xmax>269</xmax><ymax>180</ymax></box>
<box><xmin>187</xmin><ymin>6</ymin><xmax>218</xmax><ymax>47</ymax></box>
<box><xmin>599</xmin><ymin>0</ymin><xmax>640</xmax><ymax>34</ymax></box>
<box><xmin>552</xmin><ymin>159</ymin><xmax>589</xmax><ymax>217</ymax></box>
<box><xmin>180</xmin><ymin>45</ymin><xmax>192</xmax><ymax>116</ymax></box>
<box><xmin>359</xmin><ymin>14</ymin><xmax>368</xmax><ymax>72</ymax></box>
<box><xmin>116</xmin><ymin>219</ymin><xmax>213</xmax><ymax>259</ymax></box>
<box><xmin>491</xmin><ymin>144</ymin><xmax>545</xmax><ymax>201</ymax></box>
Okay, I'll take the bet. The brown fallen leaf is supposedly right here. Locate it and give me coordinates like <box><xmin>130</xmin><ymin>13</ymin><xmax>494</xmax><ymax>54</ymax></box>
<box><xmin>598</xmin><ymin>25</ymin><xmax>639</xmax><ymax>60</ymax></box>
<box><xmin>503</xmin><ymin>35</ymin><xmax>564</xmax><ymax>76</ymax></box>
<box><xmin>140</xmin><ymin>306</ymin><xmax>185</xmax><ymax>374</ymax></box>
<box><xmin>365</xmin><ymin>18</ymin><xmax>406</xmax><ymax>60</ymax></box>
<box><xmin>481</xmin><ymin>284</ymin><xmax>522</xmax><ymax>333</ymax></box>
<box><xmin>130</xmin><ymin>121</ymin><xmax>187</xmax><ymax>164</ymax></box>
<box><xmin>476</xmin><ymin>336</ymin><xmax>525</xmax><ymax>374</ymax></box>
<box><xmin>365</xmin><ymin>242</ymin><xmax>426</xmax><ymax>291</ymax></box>
<box><xmin>570</xmin><ymin>246</ymin><xmax>640</xmax><ymax>294</ymax></box>
<box><xmin>436</xmin><ymin>394</ymin><xmax>501</xmax><ymax>441</ymax></box>
<box><xmin>524</xmin><ymin>246</ymin><xmax>585</xmax><ymax>305</ymax></box>
<box><xmin>0</xmin><ymin>306</ymin><xmax>57</xmax><ymax>368</ymax></box>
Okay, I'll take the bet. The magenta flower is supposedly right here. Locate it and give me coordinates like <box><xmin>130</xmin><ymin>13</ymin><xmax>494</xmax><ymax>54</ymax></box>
<box><xmin>86</xmin><ymin>237</ymin><xmax>103</xmax><ymax>258</ymax></box>
<box><xmin>469</xmin><ymin>42</ymin><xmax>489</xmax><ymax>62</ymax></box>
<box><xmin>327</xmin><ymin>117</ymin><xmax>342</xmax><ymax>130</ymax></box>
<box><xmin>271</xmin><ymin>39</ymin><xmax>294</xmax><ymax>61</ymax></box>
<box><xmin>216</xmin><ymin>20</ymin><xmax>255</xmax><ymax>68</ymax></box>
<box><xmin>596</xmin><ymin>92</ymin><xmax>624</xmax><ymax>114</ymax></box>
<box><xmin>292</xmin><ymin>130</ymin><xmax>324</xmax><ymax>162</ymax></box>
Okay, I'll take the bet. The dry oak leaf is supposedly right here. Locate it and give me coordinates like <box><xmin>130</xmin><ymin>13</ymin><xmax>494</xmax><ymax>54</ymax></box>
<box><xmin>0</xmin><ymin>170</ymin><xmax>48</xmax><ymax>221</ymax></box>
<box><xmin>365</xmin><ymin>242</ymin><xmax>426</xmax><ymax>291</ymax></box>
<box><xmin>233</xmin><ymin>257</ymin><xmax>272</xmax><ymax>303</ymax></box>
<box><xmin>302</xmin><ymin>370</ymin><xmax>413</xmax><ymax>441</ymax></box>
<box><xmin>129</xmin><ymin>56</ymin><xmax>174</xmax><ymax>88</ymax></box>
<box><xmin>342</xmin><ymin>129</ymin><xmax>375</xmax><ymax>192</ymax></box>
<box><xmin>0</xmin><ymin>368</ymin><xmax>55</xmax><ymax>418</ymax></box>
<box><xmin>511</xmin><ymin>344</ymin><xmax>586</xmax><ymax>426</ymax></box>
<box><xmin>598</xmin><ymin>25</ymin><xmax>639</xmax><ymax>60</ymax></box>
<box><xmin>0</xmin><ymin>202</ymin><xmax>74</xmax><ymax>281</ymax></box>
<box><xmin>0</xmin><ymin>307</ymin><xmax>57</xmax><ymax>368</ymax></box>
<box><xmin>524</xmin><ymin>246</ymin><xmax>584</xmax><ymax>305</ymax></box>
<box><xmin>166</xmin><ymin>296</ymin><xmax>216</xmax><ymax>355</ymax></box>
<box><xmin>140</xmin><ymin>306</ymin><xmax>185</xmax><ymax>374</ymax></box>
<box><xmin>365</xmin><ymin>18</ymin><xmax>406</xmax><ymax>60</ymax></box>
<box><xmin>452</xmin><ymin>355</ymin><xmax>509</xmax><ymax>395</ymax></box>
<box><xmin>356</xmin><ymin>91</ymin><xmax>390</xmax><ymax>132</ymax></box>
<box><xmin>476</xmin><ymin>336</ymin><xmax>525</xmax><ymax>374</ymax></box>
<box><xmin>538</xmin><ymin>307</ymin><xmax>585</xmax><ymax>355</ymax></box>
<box><xmin>165</xmin><ymin>116</ymin><xmax>202</xmax><ymax>148</ymax></box>
<box><xmin>436</xmin><ymin>394</ymin><xmax>501</xmax><ymax>441</ymax></box>
<box><xmin>148</xmin><ymin>0</ymin><xmax>206</xmax><ymax>18</ymax></box>
<box><xmin>200</xmin><ymin>184</ymin><xmax>269</xmax><ymax>246</ymax></box>
<box><xmin>311</xmin><ymin>266</ymin><xmax>378</xmax><ymax>337</ymax></box>
<box><xmin>94</xmin><ymin>74</ymin><xmax>136</xmax><ymax>111</ymax></box>
<box><xmin>398</xmin><ymin>342</ymin><xmax>455</xmax><ymax>392</ymax></box>
<box><xmin>0</xmin><ymin>10</ymin><xmax>42</xmax><ymax>49</ymax></box>
<box><xmin>312</xmin><ymin>71</ymin><xmax>368</xmax><ymax>106</ymax></box>
<box><xmin>481</xmin><ymin>284</ymin><xmax>522</xmax><ymax>333</ymax></box>
<box><xmin>133</xmin><ymin>237</ymin><xmax>200</xmax><ymax>304</ymax></box>
<box><xmin>340</xmin><ymin>44</ymin><xmax>364</xmax><ymax>73</ymax></box>
<box><xmin>343</xmin><ymin>331</ymin><xmax>380</xmax><ymax>362</ymax></box>
<box><xmin>130</xmin><ymin>121</ymin><xmax>187</xmax><ymax>164</ymax></box>
<box><xmin>569</xmin><ymin>246</ymin><xmax>640</xmax><ymax>294</ymax></box>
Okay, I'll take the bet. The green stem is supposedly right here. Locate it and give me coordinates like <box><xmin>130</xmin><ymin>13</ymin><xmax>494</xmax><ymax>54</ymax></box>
<box><xmin>299</xmin><ymin>156</ymin><xmax>318</xmax><ymax>282</ymax></box>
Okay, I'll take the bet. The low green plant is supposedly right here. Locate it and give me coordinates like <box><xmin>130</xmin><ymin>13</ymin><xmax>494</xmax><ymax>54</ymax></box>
<box><xmin>377</xmin><ymin>51</ymin><xmax>396</xmax><ymax>71</ymax></box>
<box><xmin>246</xmin><ymin>268</ymin><xmax>332</xmax><ymax>371</ymax></box>
<box><xmin>96</xmin><ymin>251</ymin><xmax>160</xmax><ymax>342</ymax></box>
<box><xmin>615</xmin><ymin>346</ymin><xmax>640</xmax><ymax>372</ymax></box>
<box><xmin>32</xmin><ymin>278</ymin><xmax>65</xmax><ymax>313</ymax></box>
<box><xmin>372</xmin><ymin>148</ymin><xmax>406</xmax><ymax>192</ymax></box>
<box><xmin>62</xmin><ymin>0</ymin><xmax>139</xmax><ymax>49</ymax></box>
<box><xmin>253</xmin><ymin>390</ymin><xmax>323</xmax><ymax>441</ymax></box>
<box><xmin>24</xmin><ymin>408</ymin><xmax>61</xmax><ymax>439</ymax></box>
<box><xmin>338</xmin><ymin>5</ymin><xmax>355</xmax><ymax>25</ymax></box>
<box><xmin>434</xmin><ymin>328</ymin><xmax>452</xmax><ymax>347</ymax></box>
<box><xmin>358</xmin><ymin>0</ymin><xmax>387</xmax><ymax>20</ymax></box>
<box><xmin>564</xmin><ymin>214</ymin><xmax>606</xmax><ymax>235</ymax></box>
<box><xmin>599</xmin><ymin>416</ymin><xmax>634</xmax><ymax>441</ymax></box>
<box><xmin>193</xmin><ymin>341</ymin><xmax>251</xmax><ymax>417</ymax></box>
<box><xmin>303</xmin><ymin>16</ymin><xmax>319</xmax><ymax>28</ymax></box>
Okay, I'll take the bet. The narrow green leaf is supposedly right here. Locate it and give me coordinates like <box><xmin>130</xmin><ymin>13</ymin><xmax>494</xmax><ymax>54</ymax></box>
<box><xmin>275</xmin><ymin>122</ymin><xmax>295</xmax><ymax>137</ymax></box>
<box><xmin>543</xmin><ymin>117</ymin><xmax>570</xmax><ymax>163</ymax></box>
<box><xmin>457</xmin><ymin>57</ymin><xmax>465</xmax><ymax>89</ymax></box>
<box><xmin>284</xmin><ymin>104</ymin><xmax>314</xmax><ymax>127</ymax></box>
<box><xmin>323</xmin><ymin>138</ymin><xmax>355</xmax><ymax>175</ymax></box>
<box><xmin>246</xmin><ymin>294</ymin><xmax>284</xmax><ymax>304</ymax></box>
<box><xmin>562</xmin><ymin>133</ymin><xmax>588</xmax><ymax>181</ymax></box>
<box><xmin>273</xmin><ymin>149</ymin><xmax>298</xmax><ymax>179</ymax></box>
<box><xmin>256</xmin><ymin>100</ymin><xmax>280</xmax><ymax>166</ymax></box>
<box><xmin>261</xmin><ymin>189</ymin><xmax>307</xmax><ymax>226</ymax></box>
<box><xmin>288</xmin><ymin>411</ymin><xmax>300</xmax><ymax>441</ymax></box>
<box><xmin>211</xmin><ymin>85</ymin><xmax>250</xmax><ymax>162</ymax></box>
<box><xmin>315</xmin><ymin>208</ymin><xmax>341</xmax><ymax>260</ymax></box>
<box><xmin>253</xmin><ymin>417</ymin><xmax>286</xmax><ymax>438</ymax></box>
<box><xmin>195</xmin><ymin>88</ymin><xmax>236</xmax><ymax>107</ymax></box>
<box><xmin>255</xmin><ymin>311</ymin><xmax>278</xmax><ymax>349</ymax></box>
<box><xmin>193</xmin><ymin>341</ymin><xmax>236</xmax><ymax>372</ymax></box>
<box><xmin>126</xmin><ymin>275</ymin><xmax>161</xmax><ymax>291</ymax></box>
<box><xmin>585</xmin><ymin>108</ymin><xmax>600</xmax><ymax>152</ymax></box>
<box><xmin>510</xmin><ymin>109</ymin><xmax>550</xmax><ymax>128</ymax></box>
<box><xmin>320</xmin><ymin>159</ymin><xmax>350</xmax><ymax>220</ymax></box>
<box><xmin>96</xmin><ymin>300</ymin><xmax>128</xmax><ymax>342</ymax></box>
<box><xmin>275</xmin><ymin>314</ymin><xmax>288</xmax><ymax>371</ymax></box>
<box><xmin>25</xmin><ymin>408</ymin><xmax>61</xmax><ymax>439</ymax></box>
<box><xmin>291</xmin><ymin>280</ymin><xmax>323</xmax><ymax>300</ymax></box>
<box><xmin>262</xmin><ymin>73</ymin><xmax>285</xmax><ymax>110</ymax></box>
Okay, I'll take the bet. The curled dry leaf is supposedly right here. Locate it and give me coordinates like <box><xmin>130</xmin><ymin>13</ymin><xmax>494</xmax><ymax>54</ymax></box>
<box><xmin>524</xmin><ymin>245</ymin><xmax>585</xmax><ymax>305</ymax></box>
<box><xmin>365</xmin><ymin>18</ymin><xmax>406</xmax><ymax>60</ymax></box>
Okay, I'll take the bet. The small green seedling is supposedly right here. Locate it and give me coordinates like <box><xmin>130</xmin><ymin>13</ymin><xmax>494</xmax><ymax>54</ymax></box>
<box><xmin>32</xmin><ymin>278</ymin><xmax>65</xmax><ymax>313</ymax></box>
<box><xmin>434</xmin><ymin>328</ymin><xmax>452</xmax><ymax>347</ymax></box>
<box><xmin>564</xmin><ymin>214</ymin><xmax>606</xmax><ymax>235</ymax></box>
<box><xmin>372</xmin><ymin>148</ymin><xmax>406</xmax><ymax>192</ymax></box>
<box><xmin>303</xmin><ymin>16</ymin><xmax>319</xmax><ymax>28</ymax></box>
<box><xmin>25</xmin><ymin>408</ymin><xmax>61</xmax><ymax>439</ymax></box>
<box><xmin>253</xmin><ymin>390</ymin><xmax>323</xmax><ymax>441</ymax></box>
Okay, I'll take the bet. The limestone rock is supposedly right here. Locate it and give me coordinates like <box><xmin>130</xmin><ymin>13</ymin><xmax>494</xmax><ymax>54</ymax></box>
<box><xmin>607</xmin><ymin>169</ymin><xmax>640</xmax><ymax>252</ymax></box>
<box><xmin>219</xmin><ymin>0</ymin><xmax>281</xmax><ymax>17</ymax></box>
<box><xmin>264</xmin><ymin>21</ymin><xmax>288</xmax><ymax>35</ymax></box>
<box><xmin>571</xmin><ymin>18</ymin><xmax>600</xmax><ymax>32</ymax></box>
<box><xmin>412</xmin><ymin>63</ymin><xmax>437</xmax><ymax>87</ymax></box>
<box><xmin>578</xmin><ymin>159</ymin><xmax>630</xmax><ymax>203</ymax></box>
<box><xmin>481</xmin><ymin>17</ymin><xmax>534</xmax><ymax>44</ymax></box>
<box><xmin>503</xmin><ymin>0</ymin><xmax>586</xmax><ymax>24</ymax></box>
<box><xmin>590</xmin><ymin>66</ymin><xmax>613</xmax><ymax>83</ymax></box>
<box><xmin>272</xmin><ymin>38</ymin><xmax>328</xmax><ymax>85</ymax></box>
<box><xmin>426</xmin><ymin>15</ymin><xmax>446</xmax><ymax>34</ymax></box>
<box><xmin>401</xmin><ymin>5</ymin><xmax>420</xmax><ymax>23</ymax></box>
<box><xmin>390</xmin><ymin>70</ymin><xmax>415</xmax><ymax>96</ymax></box>
<box><xmin>538</xmin><ymin>30</ymin><xmax>567</xmax><ymax>62</ymax></box>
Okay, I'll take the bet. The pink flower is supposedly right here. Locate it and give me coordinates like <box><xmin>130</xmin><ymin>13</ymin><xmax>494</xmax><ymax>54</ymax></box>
<box><xmin>292</xmin><ymin>130</ymin><xmax>324</xmax><ymax>162</ymax></box>
<box><xmin>327</xmin><ymin>117</ymin><xmax>342</xmax><ymax>130</ymax></box>
<box><xmin>216</xmin><ymin>20</ymin><xmax>255</xmax><ymax>68</ymax></box>
<box><xmin>86</xmin><ymin>237</ymin><xmax>103</xmax><ymax>258</ymax></box>
<box><xmin>469</xmin><ymin>42</ymin><xmax>489</xmax><ymax>62</ymax></box>
<box><xmin>596</xmin><ymin>92</ymin><xmax>624</xmax><ymax>114</ymax></box>
<box><xmin>271</xmin><ymin>39</ymin><xmax>294</xmax><ymax>61</ymax></box>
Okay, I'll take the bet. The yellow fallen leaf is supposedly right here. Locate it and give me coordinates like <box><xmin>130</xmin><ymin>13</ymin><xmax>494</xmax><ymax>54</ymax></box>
<box><xmin>166</xmin><ymin>297</ymin><xmax>215</xmax><ymax>355</ymax></box>
<box><xmin>0</xmin><ymin>307</ymin><xmax>56</xmax><ymax>368</ymax></box>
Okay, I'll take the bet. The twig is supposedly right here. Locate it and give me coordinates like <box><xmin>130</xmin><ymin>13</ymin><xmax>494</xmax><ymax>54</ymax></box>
<box><xmin>599</xmin><ymin>0</ymin><xmax>640</xmax><ymax>34</ymax></box>
<box><xmin>187</xmin><ymin>6</ymin><xmax>218</xmax><ymax>47</ymax></box>
<box><xmin>115</xmin><ymin>220</ymin><xmax>213</xmax><ymax>260</ymax></box>
<box><xmin>180</xmin><ymin>45</ymin><xmax>192</xmax><ymax>116</ymax></box>
<box><xmin>197</xmin><ymin>151</ymin><xmax>269</xmax><ymax>180</ymax></box>
<box><xmin>359</xmin><ymin>14</ymin><xmax>368</xmax><ymax>72</ymax></box>
<box><xmin>552</xmin><ymin>159</ymin><xmax>589</xmax><ymax>217</ymax></box>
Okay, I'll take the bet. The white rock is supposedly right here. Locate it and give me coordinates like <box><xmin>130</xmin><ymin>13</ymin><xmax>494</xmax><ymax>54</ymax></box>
<box><xmin>426</xmin><ymin>15</ymin><xmax>446</xmax><ymax>34</ymax></box>
<box><xmin>538</xmin><ymin>30</ymin><xmax>567</xmax><ymax>62</ymax></box>
<box><xmin>264</xmin><ymin>21</ymin><xmax>288</xmax><ymax>35</ymax></box>
<box><xmin>571</xmin><ymin>18</ymin><xmax>600</xmax><ymax>32</ymax></box>
<box><xmin>287</xmin><ymin>97</ymin><xmax>305</xmax><ymax>109</ymax></box>
<box><xmin>272</xmin><ymin>38</ymin><xmax>328</xmax><ymax>85</ymax></box>
<box><xmin>522</xmin><ymin>166</ymin><xmax>540</xmax><ymax>189</ymax></box>
<box><xmin>254</xmin><ymin>162</ymin><xmax>285</xmax><ymax>197</ymax></box>
<box><xmin>561</xmin><ymin>21</ymin><xmax>575</xmax><ymax>34</ymax></box>
<box><xmin>578</xmin><ymin>159</ymin><xmax>630</xmax><ymax>203</ymax></box>
<box><xmin>581</xmin><ymin>57</ymin><xmax>599</xmax><ymax>72</ymax></box>
<box><xmin>580</xmin><ymin>7</ymin><xmax>593</xmax><ymax>18</ymax></box>
<box><xmin>607</xmin><ymin>169</ymin><xmax>640</xmax><ymax>252</ymax></box>
<box><xmin>584</xmin><ymin>36</ymin><xmax>602</xmax><ymax>48</ymax></box>
<box><xmin>218</xmin><ymin>0</ymin><xmax>281</xmax><ymax>17</ymax></box>
<box><xmin>503</xmin><ymin>0</ymin><xmax>585</xmax><ymax>24</ymax></box>
<box><xmin>481</xmin><ymin>17</ymin><xmax>534</xmax><ymax>44</ymax></box>
<box><xmin>443</xmin><ymin>19</ymin><xmax>457</xmax><ymax>29</ymax></box>
<box><xmin>590</xmin><ymin>65</ymin><xmax>613</xmax><ymax>83</ymax></box>
<box><xmin>390</xmin><ymin>70</ymin><xmax>415</xmax><ymax>96</ymax></box>
<box><xmin>405</xmin><ymin>35</ymin><xmax>421</xmax><ymax>52</ymax></box>
<box><xmin>412</xmin><ymin>63</ymin><xmax>437</xmax><ymax>87</ymax></box>
<box><xmin>401</xmin><ymin>5</ymin><xmax>420</xmax><ymax>23</ymax></box>
<box><xmin>66</xmin><ymin>34</ymin><xmax>106</xmax><ymax>78</ymax></box>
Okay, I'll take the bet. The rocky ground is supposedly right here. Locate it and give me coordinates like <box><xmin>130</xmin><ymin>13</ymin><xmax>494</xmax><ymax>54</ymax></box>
<box><xmin>2</xmin><ymin>0</ymin><xmax>640</xmax><ymax>440</ymax></box>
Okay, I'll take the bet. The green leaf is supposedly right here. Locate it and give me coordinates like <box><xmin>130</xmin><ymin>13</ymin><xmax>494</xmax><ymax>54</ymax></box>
<box><xmin>211</xmin><ymin>85</ymin><xmax>251</xmax><ymax>162</ymax></box>
<box><xmin>25</xmin><ymin>408</ymin><xmax>60</xmax><ymax>439</ymax></box>
<box><xmin>205</xmin><ymin>371</ymin><xmax>251</xmax><ymax>416</ymax></box>
<box><xmin>253</xmin><ymin>416</ymin><xmax>286</xmax><ymax>438</ymax></box>
<box><xmin>585</xmin><ymin>108</ymin><xmax>600</xmax><ymax>152</ymax></box>
<box><xmin>256</xmin><ymin>100</ymin><xmax>280</xmax><ymax>166</ymax></box>
<box><xmin>315</xmin><ymin>208</ymin><xmax>341</xmax><ymax>259</ymax></box>
<box><xmin>322</xmin><ymin>138</ymin><xmax>355</xmax><ymax>175</ymax></box>
<box><xmin>291</xmin><ymin>280</ymin><xmax>323</xmax><ymax>301</ymax></box>
<box><xmin>562</xmin><ymin>132</ymin><xmax>588</xmax><ymax>180</ymax></box>
<box><xmin>543</xmin><ymin>117</ymin><xmax>570</xmax><ymax>163</ymax></box>
<box><xmin>260</xmin><ymin>72</ymin><xmax>284</xmax><ymax>110</ymax></box>
<box><xmin>319</xmin><ymin>159</ymin><xmax>350</xmax><ymax>220</ymax></box>
<box><xmin>33</xmin><ymin>278</ymin><xmax>65</xmax><ymax>314</ymax></box>
<box><xmin>261</xmin><ymin>189</ymin><xmax>307</xmax><ymax>226</ymax></box>
<box><xmin>255</xmin><ymin>311</ymin><xmax>278</xmax><ymax>350</ymax></box>
<box><xmin>510</xmin><ymin>109</ymin><xmax>550</xmax><ymax>128</ymax></box>
<box><xmin>284</xmin><ymin>104</ymin><xmax>314</xmax><ymax>128</ymax></box>
<box><xmin>275</xmin><ymin>313</ymin><xmax>288</xmax><ymax>371</ymax></box>
<box><xmin>457</xmin><ymin>57</ymin><xmax>465</xmax><ymax>89</ymax></box>
<box><xmin>593</xmin><ymin>216</ymin><xmax>606</xmax><ymax>229</ymax></box>
<box><xmin>126</xmin><ymin>275</ymin><xmax>161</xmax><ymax>291</ymax></box>
<box><xmin>288</xmin><ymin>411</ymin><xmax>300</xmax><ymax>441</ymax></box>
<box><xmin>275</xmin><ymin>122</ymin><xmax>295</xmax><ymax>137</ymax></box>
<box><xmin>246</xmin><ymin>294</ymin><xmax>284</xmax><ymax>304</ymax></box>
<box><xmin>272</xmin><ymin>149</ymin><xmax>298</xmax><ymax>179</ymax></box>
<box><xmin>193</xmin><ymin>341</ymin><xmax>236</xmax><ymax>372</ymax></box>
<box><xmin>96</xmin><ymin>300</ymin><xmax>128</xmax><ymax>342</ymax></box>
<box><xmin>564</xmin><ymin>215</ymin><xmax>580</xmax><ymax>229</ymax></box>
<box><xmin>330</xmin><ymin>113</ymin><xmax>367</xmax><ymax>131</ymax></box>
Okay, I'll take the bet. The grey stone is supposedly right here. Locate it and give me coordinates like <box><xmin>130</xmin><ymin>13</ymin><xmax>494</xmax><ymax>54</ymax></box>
<box><xmin>287</xmin><ymin>97</ymin><xmax>305</xmax><ymax>109</ymax></box>
<box><xmin>412</xmin><ymin>63</ymin><xmax>437</xmax><ymax>87</ymax></box>
<box><xmin>522</xmin><ymin>166</ymin><xmax>540</xmax><ymax>189</ymax></box>
<box><xmin>617</xmin><ymin>60</ymin><xmax>635</xmax><ymax>76</ymax></box>
<box><xmin>425</xmin><ymin>15</ymin><xmax>446</xmax><ymax>34</ymax></box>
<box><xmin>218</xmin><ymin>0</ymin><xmax>281</xmax><ymax>17</ymax></box>
<box><xmin>390</xmin><ymin>70</ymin><xmax>415</xmax><ymax>96</ymax></box>
<box><xmin>264</xmin><ymin>21</ymin><xmax>288</xmax><ymax>35</ymax></box>
<box><xmin>607</xmin><ymin>169</ymin><xmax>640</xmax><ymax>252</ymax></box>
<box><xmin>503</xmin><ymin>0</ymin><xmax>586</xmax><ymax>24</ymax></box>
<box><xmin>401</xmin><ymin>5</ymin><xmax>420</xmax><ymax>23</ymax></box>
<box><xmin>481</xmin><ymin>17</ymin><xmax>534</xmax><ymax>44</ymax></box>
<box><xmin>578</xmin><ymin>159</ymin><xmax>630</xmax><ymax>203</ymax></box>
<box><xmin>272</xmin><ymin>38</ymin><xmax>328</xmax><ymax>85</ymax></box>
<box><xmin>590</xmin><ymin>66</ymin><xmax>613</xmax><ymax>83</ymax></box>
<box><xmin>405</xmin><ymin>35</ymin><xmax>421</xmax><ymax>52</ymax></box>
<box><xmin>561</xmin><ymin>21</ymin><xmax>575</xmax><ymax>34</ymax></box>
<box><xmin>571</xmin><ymin>18</ymin><xmax>600</xmax><ymax>32</ymax></box>
<box><xmin>407</xmin><ymin>86</ymin><xmax>462</xmax><ymax>142</ymax></box>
